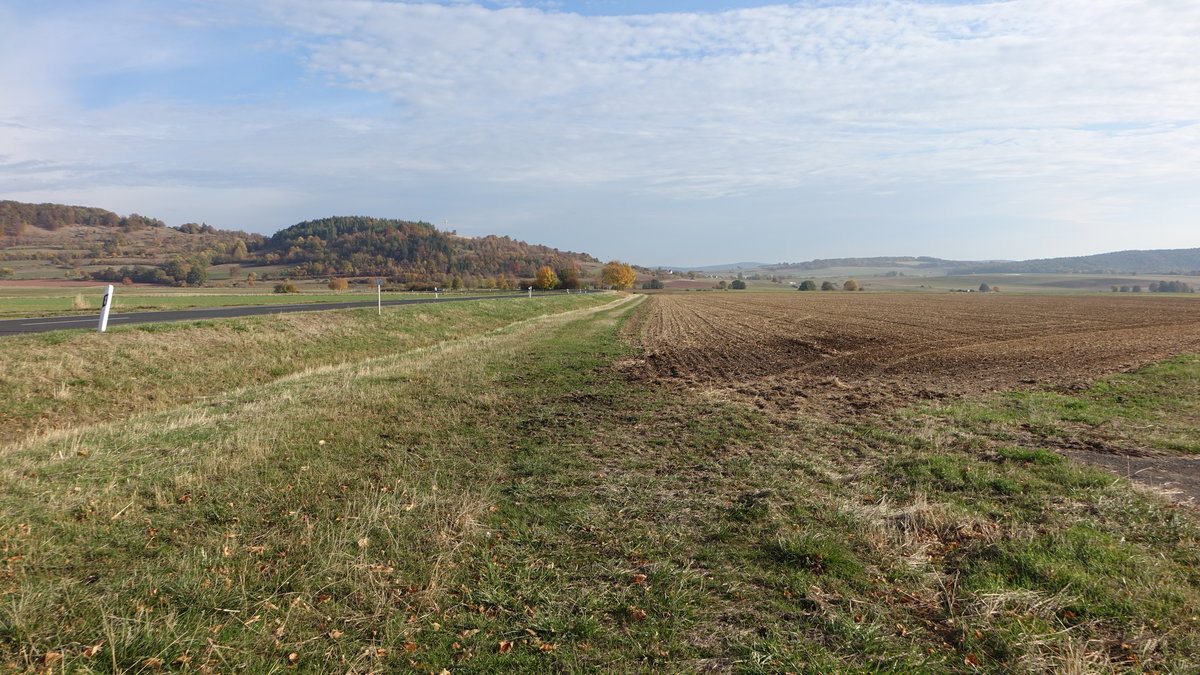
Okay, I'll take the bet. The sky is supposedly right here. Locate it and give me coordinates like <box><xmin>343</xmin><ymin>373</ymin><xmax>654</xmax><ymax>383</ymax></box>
<box><xmin>1</xmin><ymin>0</ymin><xmax>1197</xmax><ymax>267</ymax></box>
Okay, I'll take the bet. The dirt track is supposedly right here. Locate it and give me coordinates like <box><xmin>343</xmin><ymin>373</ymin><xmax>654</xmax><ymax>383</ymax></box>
<box><xmin>626</xmin><ymin>292</ymin><xmax>1200</xmax><ymax>416</ymax></box>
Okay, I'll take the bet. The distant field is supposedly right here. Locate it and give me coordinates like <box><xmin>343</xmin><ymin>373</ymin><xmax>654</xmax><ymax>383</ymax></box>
<box><xmin>0</xmin><ymin>284</ymin><xmax>520</xmax><ymax>318</ymax></box>
<box><xmin>855</xmin><ymin>272</ymin><xmax>1200</xmax><ymax>293</ymax></box>
<box><xmin>649</xmin><ymin>272</ymin><xmax>1200</xmax><ymax>294</ymax></box>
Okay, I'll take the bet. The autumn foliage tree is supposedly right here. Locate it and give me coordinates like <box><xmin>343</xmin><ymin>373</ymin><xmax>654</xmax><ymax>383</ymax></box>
<box><xmin>843</xmin><ymin>279</ymin><xmax>859</xmax><ymax>291</ymax></box>
<box><xmin>328</xmin><ymin>277</ymin><xmax>349</xmax><ymax>291</ymax></box>
<box><xmin>556</xmin><ymin>265</ymin><xmax>582</xmax><ymax>289</ymax></box>
<box><xmin>534</xmin><ymin>266</ymin><xmax>559</xmax><ymax>290</ymax></box>
<box><xmin>600</xmin><ymin>261</ymin><xmax>637</xmax><ymax>289</ymax></box>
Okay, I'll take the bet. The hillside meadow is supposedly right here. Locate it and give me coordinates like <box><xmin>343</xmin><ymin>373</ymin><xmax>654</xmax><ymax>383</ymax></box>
<box><xmin>1</xmin><ymin>292</ymin><xmax>1199</xmax><ymax>672</ymax></box>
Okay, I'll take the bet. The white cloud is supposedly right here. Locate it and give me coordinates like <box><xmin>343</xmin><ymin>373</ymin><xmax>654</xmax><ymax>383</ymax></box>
<box><xmin>2</xmin><ymin>0</ymin><xmax>1198</xmax><ymax>263</ymax></box>
<box><xmin>259</xmin><ymin>0</ymin><xmax>1200</xmax><ymax>197</ymax></box>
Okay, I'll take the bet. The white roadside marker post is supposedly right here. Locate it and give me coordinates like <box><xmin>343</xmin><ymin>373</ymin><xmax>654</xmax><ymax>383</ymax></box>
<box><xmin>528</xmin><ymin>286</ymin><xmax>532</xmax><ymax>299</ymax></box>
<box><xmin>376</xmin><ymin>278</ymin><xmax>382</xmax><ymax>315</ymax></box>
<box><xmin>97</xmin><ymin>284</ymin><xmax>114</xmax><ymax>332</ymax></box>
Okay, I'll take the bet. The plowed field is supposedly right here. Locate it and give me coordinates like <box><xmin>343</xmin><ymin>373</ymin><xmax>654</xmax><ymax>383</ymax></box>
<box><xmin>627</xmin><ymin>293</ymin><xmax>1200</xmax><ymax>415</ymax></box>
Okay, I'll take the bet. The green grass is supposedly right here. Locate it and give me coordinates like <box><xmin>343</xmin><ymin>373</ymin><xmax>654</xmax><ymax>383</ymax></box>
<box><xmin>0</xmin><ymin>293</ymin><xmax>615</xmax><ymax>444</ymax></box>
<box><xmin>906</xmin><ymin>355</ymin><xmax>1200</xmax><ymax>454</ymax></box>
<box><xmin>2</xmin><ymin>295</ymin><xmax>1200</xmax><ymax>672</ymax></box>
<box><xmin>0</xmin><ymin>286</ymin><xmax>524</xmax><ymax>318</ymax></box>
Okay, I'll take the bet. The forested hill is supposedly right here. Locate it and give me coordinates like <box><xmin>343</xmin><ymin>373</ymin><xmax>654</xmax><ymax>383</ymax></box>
<box><xmin>0</xmin><ymin>200</ymin><xmax>167</xmax><ymax>235</ymax></box>
<box><xmin>2</xmin><ymin>202</ymin><xmax>597</xmax><ymax>288</ymax></box>
<box><xmin>954</xmin><ymin>248</ymin><xmax>1200</xmax><ymax>275</ymax></box>
<box><xmin>263</xmin><ymin>216</ymin><xmax>597</xmax><ymax>283</ymax></box>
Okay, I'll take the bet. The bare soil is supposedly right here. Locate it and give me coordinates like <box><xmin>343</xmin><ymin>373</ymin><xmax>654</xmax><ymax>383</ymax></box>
<box><xmin>627</xmin><ymin>293</ymin><xmax>1200</xmax><ymax>414</ymax></box>
<box><xmin>625</xmin><ymin>293</ymin><xmax>1200</xmax><ymax>500</ymax></box>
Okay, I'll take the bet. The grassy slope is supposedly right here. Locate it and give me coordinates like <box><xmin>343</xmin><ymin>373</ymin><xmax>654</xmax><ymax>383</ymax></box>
<box><xmin>2</xmin><ymin>295</ymin><xmax>1199</xmax><ymax>672</ymax></box>
<box><xmin>0</xmin><ymin>294</ymin><xmax>612</xmax><ymax>444</ymax></box>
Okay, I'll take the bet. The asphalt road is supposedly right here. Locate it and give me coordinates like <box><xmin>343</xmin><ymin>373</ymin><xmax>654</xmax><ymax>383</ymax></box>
<box><xmin>0</xmin><ymin>292</ymin><xmax>563</xmax><ymax>335</ymax></box>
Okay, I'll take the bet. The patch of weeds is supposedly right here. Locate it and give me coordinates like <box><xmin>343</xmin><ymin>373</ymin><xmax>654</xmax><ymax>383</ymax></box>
<box><xmin>763</xmin><ymin>534</ymin><xmax>864</xmax><ymax>579</ymax></box>
<box><xmin>918</xmin><ymin>355</ymin><xmax>1200</xmax><ymax>455</ymax></box>
<box><xmin>728</xmin><ymin>490</ymin><xmax>773</xmax><ymax>522</ymax></box>
<box><xmin>996</xmin><ymin>446</ymin><xmax>1063</xmax><ymax>465</ymax></box>
<box><xmin>35</xmin><ymin>330</ymin><xmax>73</xmax><ymax>345</ymax></box>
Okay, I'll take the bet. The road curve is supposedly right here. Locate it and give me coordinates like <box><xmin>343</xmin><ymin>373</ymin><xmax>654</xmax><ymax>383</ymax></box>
<box><xmin>0</xmin><ymin>292</ymin><xmax>570</xmax><ymax>336</ymax></box>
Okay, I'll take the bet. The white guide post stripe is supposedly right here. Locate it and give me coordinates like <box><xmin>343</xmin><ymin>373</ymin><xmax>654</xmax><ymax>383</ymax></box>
<box><xmin>97</xmin><ymin>285</ymin><xmax>114</xmax><ymax>332</ymax></box>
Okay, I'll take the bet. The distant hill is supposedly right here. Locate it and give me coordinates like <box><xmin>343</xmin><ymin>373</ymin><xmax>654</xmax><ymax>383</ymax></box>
<box><xmin>761</xmin><ymin>256</ymin><xmax>961</xmax><ymax>272</ymax></box>
<box><xmin>1</xmin><ymin>200</ymin><xmax>169</xmax><ymax>234</ymax></box>
<box><xmin>661</xmin><ymin>261</ymin><xmax>768</xmax><ymax>272</ymax></box>
<box><xmin>952</xmin><ymin>248</ymin><xmax>1200</xmax><ymax>275</ymax></box>
<box><xmin>0</xmin><ymin>201</ymin><xmax>267</xmax><ymax>285</ymax></box>
<box><xmin>264</xmin><ymin>216</ymin><xmax>597</xmax><ymax>285</ymax></box>
<box><xmin>1</xmin><ymin>201</ymin><xmax>597</xmax><ymax>288</ymax></box>
<box><xmin>698</xmin><ymin>249</ymin><xmax>1200</xmax><ymax>276</ymax></box>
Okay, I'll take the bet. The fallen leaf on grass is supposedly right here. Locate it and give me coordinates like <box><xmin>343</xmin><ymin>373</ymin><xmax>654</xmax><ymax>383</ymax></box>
<box><xmin>497</xmin><ymin>641</ymin><xmax>514</xmax><ymax>654</ymax></box>
<box><xmin>357</xmin><ymin>537</ymin><xmax>370</xmax><ymax>549</ymax></box>
<box><xmin>82</xmin><ymin>641</ymin><xmax>104</xmax><ymax>658</ymax></box>
<box><xmin>459</xmin><ymin>629</ymin><xmax>480</xmax><ymax>639</ymax></box>
<box><xmin>41</xmin><ymin>652</ymin><xmax>62</xmax><ymax>666</ymax></box>
<box><xmin>288</xmin><ymin>652</ymin><xmax>299</xmax><ymax>664</ymax></box>
<box><xmin>630</xmin><ymin>574</ymin><xmax>648</xmax><ymax>584</ymax></box>
<box><xmin>328</xmin><ymin>630</ymin><xmax>344</xmax><ymax>639</ymax></box>
<box><xmin>538</xmin><ymin>643</ymin><xmax>557</xmax><ymax>652</ymax></box>
<box><xmin>142</xmin><ymin>657</ymin><xmax>164</xmax><ymax>669</ymax></box>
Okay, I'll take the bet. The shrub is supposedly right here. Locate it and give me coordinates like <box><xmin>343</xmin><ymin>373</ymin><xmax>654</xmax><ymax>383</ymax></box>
<box><xmin>328</xmin><ymin>278</ymin><xmax>349</xmax><ymax>291</ymax></box>
<box><xmin>821</xmin><ymin>281</ymin><xmax>835</xmax><ymax>291</ymax></box>
<box><xmin>844</xmin><ymin>279</ymin><xmax>859</xmax><ymax>291</ymax></box>
<box><xmin>730</xmin><ymin>279</ymin><xmax>746</xmax><ymax>289</ymax></box>
<box><xmin>274</xmin><ymin>281</ymin><xmax>299</xmax><ymax>294</ymax></box>
<box><xmin>798</xmin><ymin>280</ymin><xmax>817</xmax><ymax>291</ymax></box>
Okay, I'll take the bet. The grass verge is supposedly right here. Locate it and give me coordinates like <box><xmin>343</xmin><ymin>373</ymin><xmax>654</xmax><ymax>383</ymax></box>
<box><xmin>0</xmin><ymin>294</ymin><xmax>614</xmax><ymax>444</ymax></box>
<box><xmin>0</xmin><ymin>289</ymin><xmax>528</xmax><ymax>319</ymax></box>
<box><xmin>2</xmin><ymin>296</ymin><xmax>1199</xmax><ymax>672</ymax></box>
